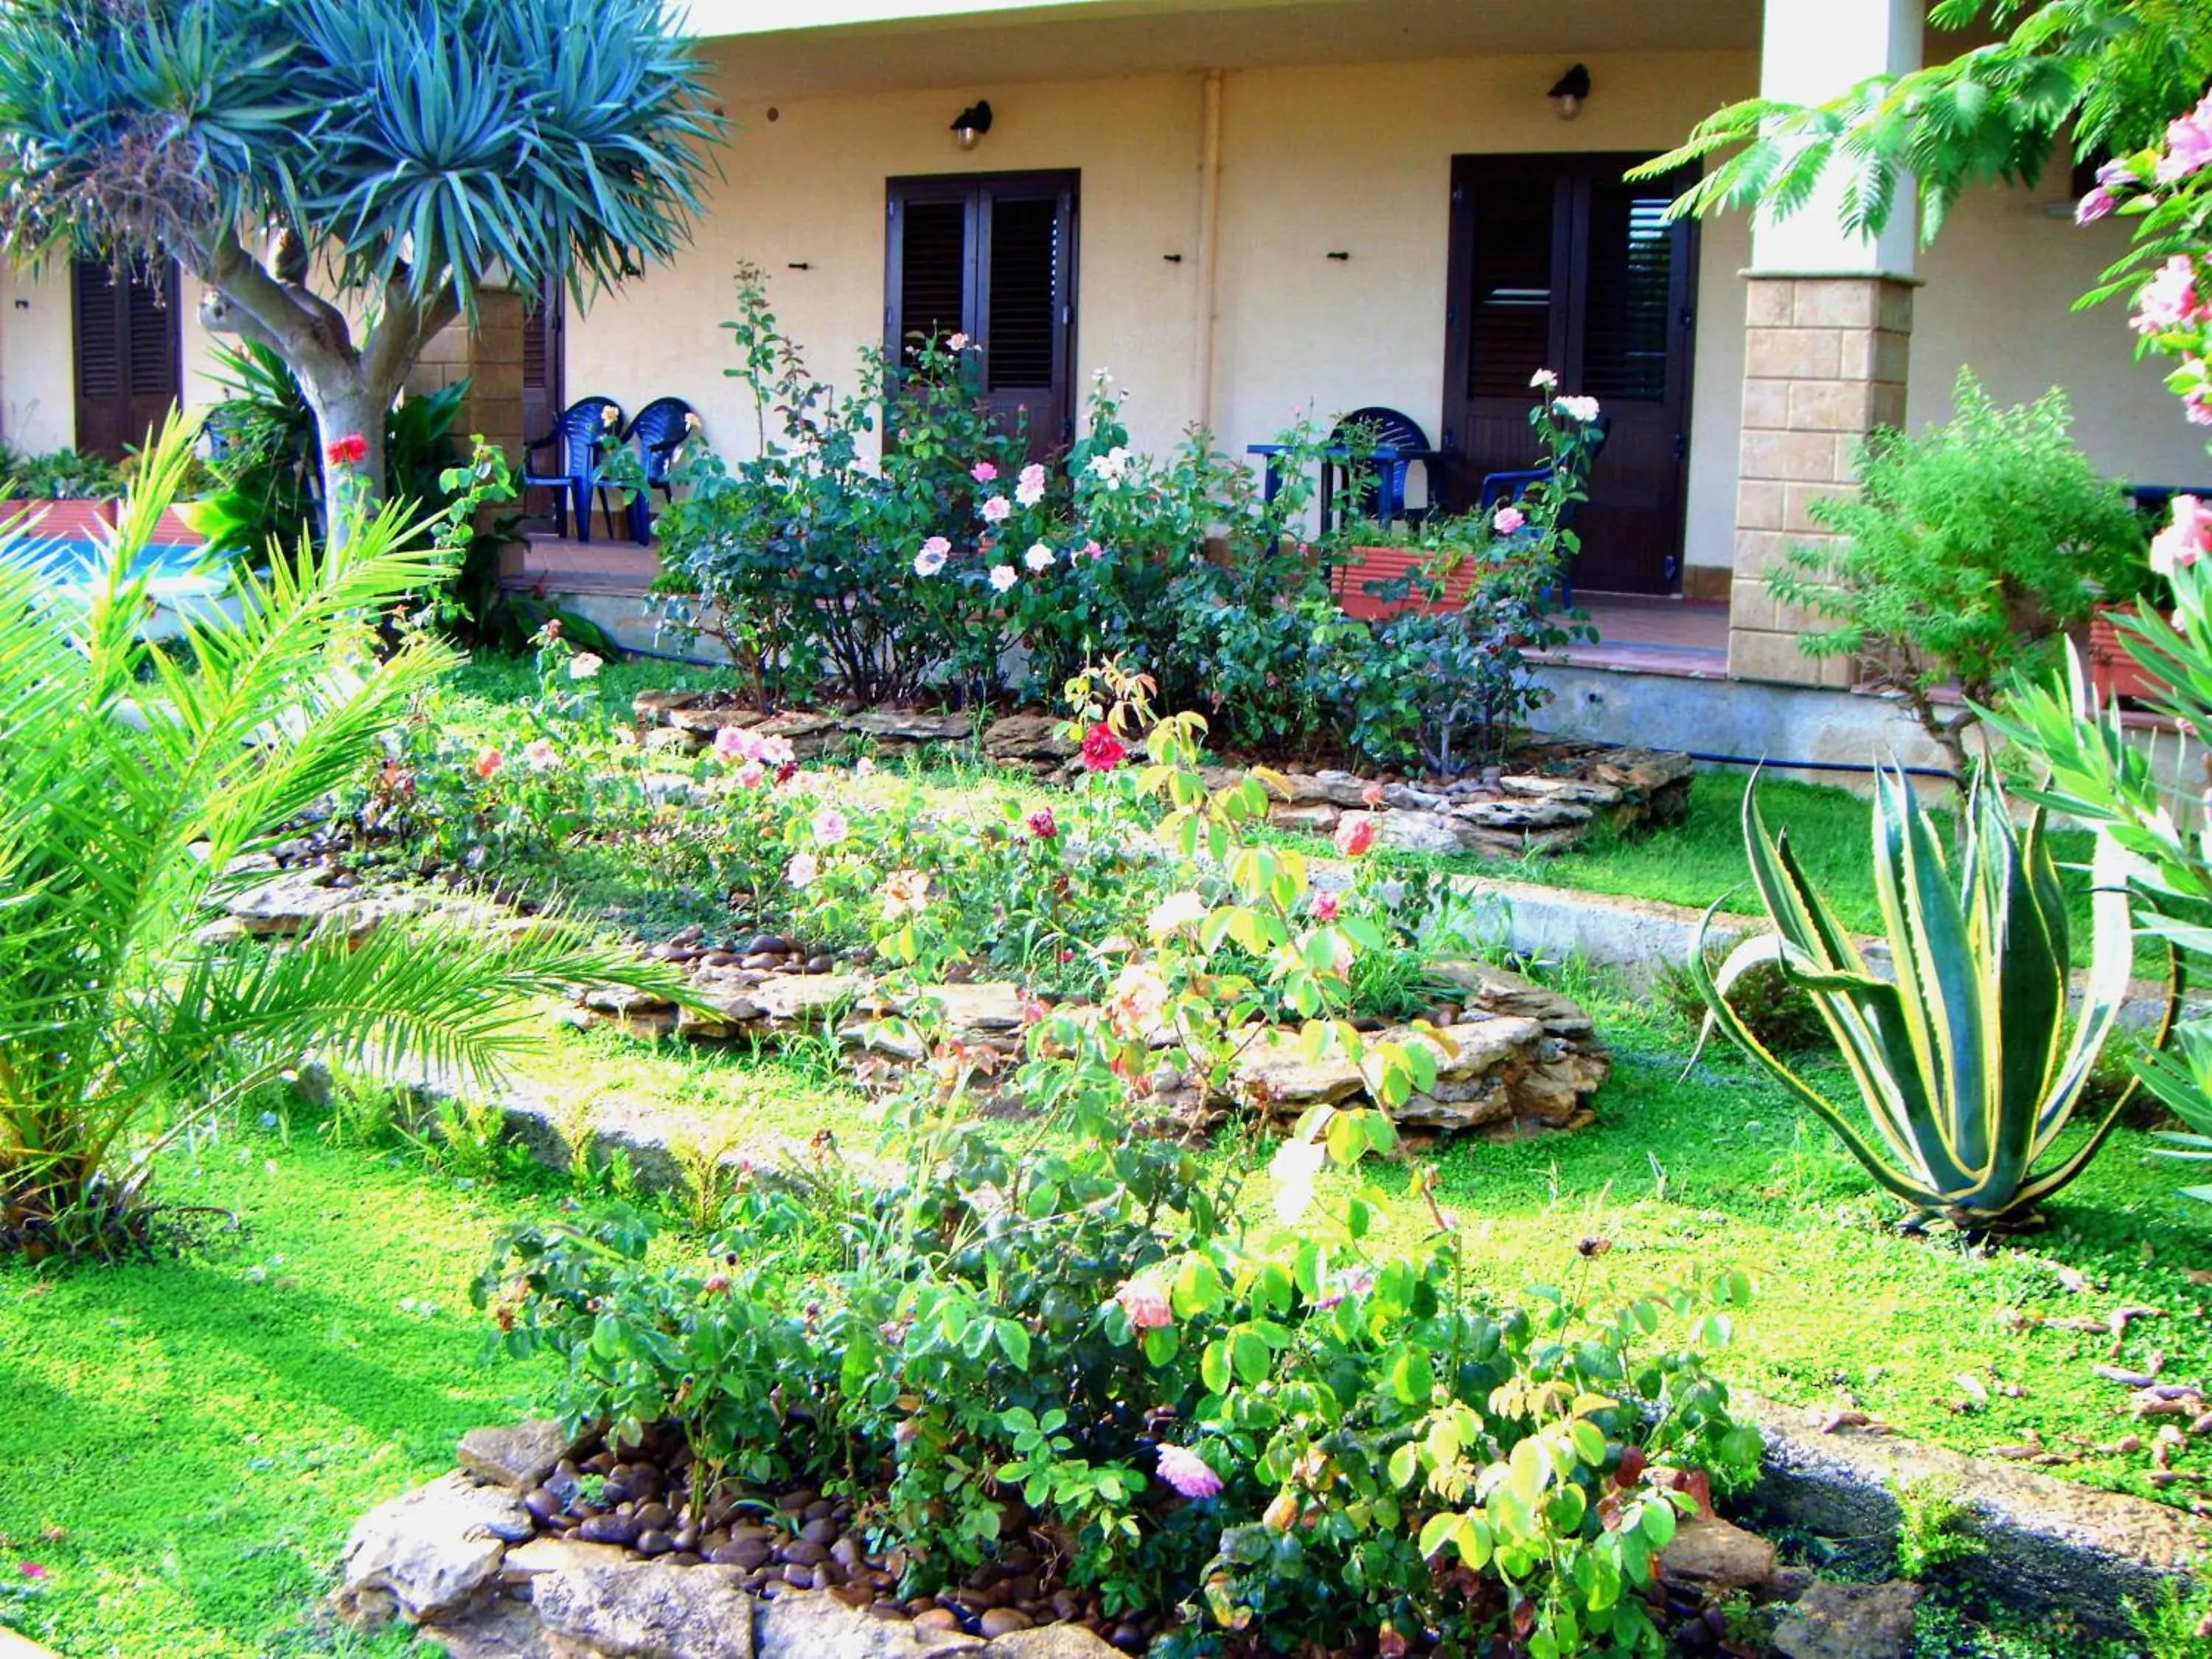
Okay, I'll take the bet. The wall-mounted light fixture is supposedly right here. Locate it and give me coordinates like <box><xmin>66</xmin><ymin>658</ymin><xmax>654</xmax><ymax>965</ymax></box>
<box><xmin>951</xmin><ymin>100</ymin><xmax>993</xmax><ymax>151</ymax></box>
<box><xmin>1548</xmin><ymin>64</ymin><xmax>1590</xmax><ymax>121</ymax></box>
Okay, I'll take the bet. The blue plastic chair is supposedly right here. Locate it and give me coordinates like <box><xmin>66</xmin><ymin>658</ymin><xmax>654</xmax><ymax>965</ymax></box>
<box><xmin>522</xmin><ymin>395</ymin><xmax>623</xmax><ymax>543</ymax></box>
<box><xmin>1325</xmin><ymin>406</ymin><xmax>1435</xmax><ymax>535</ymax></box>
<box><xmin>1475</xmin><ymin>413</ymin><xmax>1612</xmax><ymax>611</ymax></box>
<box><xmin>622</xmin><ymin>397</ymin><xmax>698</xmax><ymax>545</ymax></box>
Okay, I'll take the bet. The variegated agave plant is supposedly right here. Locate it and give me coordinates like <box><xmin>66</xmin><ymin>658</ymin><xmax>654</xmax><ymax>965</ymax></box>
<box><xmin>1691</xmin><ymin>765</ymin><xmax>2145</xmax><ymax>1230</ymax></box>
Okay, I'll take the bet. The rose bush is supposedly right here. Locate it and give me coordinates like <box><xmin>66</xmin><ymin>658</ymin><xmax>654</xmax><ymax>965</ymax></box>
<box><xmin>480</xmin><ymin>684</ymin><xmax>1761</xmax><ymax>1655</ymax></box>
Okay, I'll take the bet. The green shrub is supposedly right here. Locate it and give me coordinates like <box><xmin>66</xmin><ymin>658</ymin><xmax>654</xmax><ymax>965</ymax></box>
<box><xmin>1769</xmin><ymin>368</ymin><xmax>2146</xmax><ymax>773</ymax></box>
<box><xmin>0</xmin><ymin>442</ymin><xmax>125</xmax><ymax>500</ymax></box>
<box><xmin>1655</xmin><ymin>943</ymin><xmax>1826</xmax><ymax>1054</ymax></box>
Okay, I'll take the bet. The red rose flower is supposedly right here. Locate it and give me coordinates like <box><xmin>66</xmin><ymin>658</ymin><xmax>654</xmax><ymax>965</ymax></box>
<box><xmin>326</xmin><ymin>433</ymin><xmax>369</xmax><ymax>466</ymax></box>
<box><xmin>1334</xmin><ymin>815</ymin><xmax>1377</xmax><ymax>858</ymax></box>
<box><xmin>1026</xmin><ymin>807</ymin><xmax>1058</xmax><ymax>840</ymax></box>
<box><xmin>1079</xmin><ymin>723</ymin><xmax>1127</xmax><ymax>773</ymax></box>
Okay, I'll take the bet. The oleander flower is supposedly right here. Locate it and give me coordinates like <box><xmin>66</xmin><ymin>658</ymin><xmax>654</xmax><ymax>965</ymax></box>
<box><xmin>2158</xmin><ymin>91</ymin><xmax>2212</xmax><ymax>183</ymax></box>
<box><xmin>1155</xmin><ymin>1444</ymin><xmax>1223</xmax><ymax>1500</ymax></box>
<box><xmin>1080</xmin><ymin>723</ymin><xmax>1127</xmax><ymax>773</ymax></box>
<box><xmin>914</xmin><ymin>535</ymin><xmax>952</xmax><ymax>577</ymax></box>
<box><xmin>787</xmin><ymin>852</ymin><xmax>820</xmax><ymax>888</ymax></box>
<box><xmin>1334</xmin><ymin>815</ymin><xmax>1377</xmax><ymax>858</ymax></box>
<box><xmin>524</xmin><ymin>739</ymin><xmax>560</xmax><ymax>771</ymax></box>
<box><xmin>980</xmin><ymin>494</ymin><xmax>1012</xmax><ymax>524</ymax></box>
<box><xmin>971</xmin><ymin>461</ymin><xmax>998</xmax><ymax>483</ymax></box>
<box><xmin>812</xmin><ymin>807</ymin><xmax>850</xmax><ymax>846</ymax></box>
<box><xmin>1113</xmin><ymin>1275</ymin><xmax>1172</xmax><ymax>1330</ymax></box>
<box><xmin>473</xmin><ymin>746</ymin><xmax>504</xmax><ymax>779</ymax></box>
<box><xmin>2152</xmin><ymin>495</ymin><xmax>2212</xmax><ymax>576</ymax></box>
<box><xmin>1025</xmin><ymin>807</ymin><xmax>1057</xmax><ymax>841</ymax></box>
<box><xmin>326</xmin><ymin>432</ymin><xmax>369</xmax><ymax>466</ymax></box>
<box><xmin>1023</xmin><ymin>540</ymin><xmax>1055</xmax><ymax>572</ymax></box>
<box><xmin>989</xmin><ymin>564</ymin><xmax>1018</xmax><ymax>593</ymax></box>
<box><xmin>1148</xmin><ymin>890</ymin><xmax>1209</xmax><ymax>936</ymax></box>
<box><xmin>1492</xmin><ymin>504</ymin><xmax>1527</xmax><ymax>535</ymax></box>
<box><xmin>2076</xmin><ymin>186</ymin><xmax>2118</xmax><ymax>226</ymax></box>
<box><xmin>567</xmin><ymin>651</ymin><xmax>603</xmax><ymax>681</ymax></box>
<box><xmin>2134</xmin><ymin>255</ymin><xmax>2209</xmax><ymax>335</ymax></box>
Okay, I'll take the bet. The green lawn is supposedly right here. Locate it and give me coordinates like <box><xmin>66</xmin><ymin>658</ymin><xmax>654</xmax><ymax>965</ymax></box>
<box><xmin>4</xmin><ymin>984</ymin><xmax>2207</xmax><ymax>1658</ymax></box>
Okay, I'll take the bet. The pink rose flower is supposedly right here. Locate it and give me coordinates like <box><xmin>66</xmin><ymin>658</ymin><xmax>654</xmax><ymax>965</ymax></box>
<box><xmin>914</xmin><ymin>535</ymin><xmax>951</xmax><ymax>577</ymax></box>
<box><xmin>1023</xmin><ymin>541</ymin><xmax>1054</xmax><ymax>572</ymax></box>
<box><xmin>2133</xmin><ymin>255</ymin><xmax>2209</xmax><ymax>335</ymax></box>
<box><xmin>1360</xmin><ymin>780</ymin><xmax>1386</xmax><ymax>807</ymax></box>
<box><xmin>714</xmin><ymin>725</ymin><xmax>758</xmax><ymax>765</ymax></box>
<box><xmin>20</xmin><ymin>1562</ymin><xmax>49</xmax><ymax>1581</ymax></box>
<box><xmin>1113</xmin><ymin>1275</ymin><xmax>1172</xmax><ymax>1330</ymax></box>
<box><xmin>755</xmin><ymin>734</ymin><xmax>796</xmax><ymax>768</ymax></box>
<box><xmin>1334</xmin><ymin>815</ymin><xmax>1377</xmax><ymax>858</ymax></box>
<box><xmin>786</xmin><ymin>852</ymin><xmax>819</xmax><ymax>888</ymax></box>
<box><xmin>2158</xmin><ymin>92</ymin><xmax>2212</xmax><ymax>184</ymax></box>
<box><xmin>980</xmin><ymin>494</ymin><xmax>1012</xmax><ymax>524</ymax></box>
<box><xmin>812</xmin><ymin>807</ymin><xmax>849</xmax><ymax>846</ymax></box>
<box><xmin>1155</xmin><ymin>1444</ymin><xmax>1223</xmax><ymax>1500</ymax></box>
<box><xmin>1081</xmin><ymin>539</ymin><xmax>1105</xmax><ymax>560</ymax></box>
<box><xmin>1492</xmin><ymin>504</ymin><xmax>1528</xmax><ymax>535</ymax></box>
<box><xmin>734</xmin><ymin>759</ymin><xmax>767</xmax><ymax>788</ymax></box>
<box><xmin>523</xmin><ymin>739</ymin><xmax>560</xmax><ymax>771</ymax></box>
<box><xmin>1311</xmin><ymin>891</ymin><xmax>1340</xmax><ymax>924</ymax></box>
<box><xmin>970</xmin><ymin>462</ymin><xmax>998</xmax><ymax>483</ymax></box>
<box><xmin>1015</xmin><ymin>462</ymin><xmax>1048</xmax><ymax>507</ymax></box>
<box><xmin>473</xmin><ymin>746</ymin><xmax>504</xmax><ymax>779</ymax></box>
<box><xmin>855</xmin><ymin>757</ymin><xmax>876</xmax><ymax>776</ymax></box>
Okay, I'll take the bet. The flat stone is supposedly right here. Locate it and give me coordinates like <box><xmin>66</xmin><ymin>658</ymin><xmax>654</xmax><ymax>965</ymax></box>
<box><xmin>978</xmin><ymin>1628</ymin><xmax>1122</xmax><ymax>1658</ymax></box>
<box><xmin>1267</xmin><ymin>802</ymin><xmax>1341</xmax><ymax>833</ymax></box>
<box><xmin>335</xmin><ymin>1472</ymin><xmax>533</xmax><ymax>1627</ymax></box>
<box><xmin>534</xmin><ymin>1559</ymin><xmax>755</xmax><ymax>1659</ymax></box>
<box><xmin>1233</xmin><ymin>1031</ymin><xmax>1366</xmax><ymax>1113</ymax></box>
<box><xmin>583</xmin><ymin>985</ymin><xmax>678</xmax><ymax>1018</ymax></box>
<box><xmin>1428</xmin><ymin>959</ymin><xmax>1597</xmax><ymax>1038</ymax></box>
<box><xmin>841</xmin><ymin>709</ymin><xmax>974</xmax><ymax>743</ymax></box>
<box><xmin>1380</xmin><ymin>783</ymin><xmax>1451</xmax><ymax>812</ymax></box>
<box><xmin>458</xmin><ymin>1420</ymin><xmax>571</xmax><ymax>1492</ymax></box>
<box><xmin>757</xmin><ymin>1589</ymin><xmax>983</xmax><ymax>1656</ymax></box>
<box><xmin>1771</xmin><ymin>1580</ymin><xmax>1922</xmax><ymax>1659</ymax></box>
<box><xmin>1450</xmin><ymin>798</ymin><xmax>1594</xmax><ymax>832</ymax></box>
<box><xmin>1496</xmin><ymin>775</ymin><xmax>1624</xmax><ymax>808</ymax></box>
<box><xmin>499</xmin><ymin>1536</ymin><xmax>633</xmax><ymax>1580</ymax></box>
<box><xmin>1659</xmin><ymin>1514</ymin><xmax>1778</xmax><ymax>1593</ymax></box>
<box><xmin>1307</xmin><ymin>769</ymin><xmax>1380</xmax><ymax>808</ymax></box>
<box><xmin>753</xmin><ymin>712</ymin><xmax>841</xmax><ymax>759</ymax></box>
<box><xmin>632</xmin><ymin>689</ymin><xmax>704</xmax><ymax>719</ymax></box>
<box><xmin>981</xmin><ymin>714</ymin><xmax>1077</xmax><ymax>762</ymax></box>
<box><xmin>754</xmin><ymin>973</ymin><xmax>873</xmax><ymax>1024</ymax></box>
<box><xmin>1362</xmin><ymin>810</ymin><xmax>1463</xmax><ymax>855</ymax></box>
<box><xmin>667</xmin><ymin>706</ymin><xmax>765</xmax><ymax>737</ymax></box>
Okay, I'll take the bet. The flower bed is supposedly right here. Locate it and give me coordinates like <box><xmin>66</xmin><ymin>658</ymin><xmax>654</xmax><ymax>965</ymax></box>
<box><xmin>627</xmin><ymin>691</ymin><xmax>1694</xmax><ymax>860</ymax></box>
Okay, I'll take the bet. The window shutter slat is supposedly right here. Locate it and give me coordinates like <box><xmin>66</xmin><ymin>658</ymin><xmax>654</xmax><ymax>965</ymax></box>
<box><xmin>126</xmin><ymin>270</ymin><xmax>177</xmax><ymax>398</ymax></box>
<box><xmin>985</xmin><ymin>195</ymin><xmax>1059</xmax><ymax>391</ymax></box>
<box><xmin>898</xmin><ymin>200</ymin><xmax>968</xmax><ymax>362</ymax></box>
<box><xmin>74</xmin><ymin>262</ymin><xmax>121</xmax><ymax>398</ymax></box>
<box><xmin>1464</xmin><ymin>177</ymin><xmax>1556</xmax><ymax>400</ymax></box>
<box><xmin>1580</xmin><ymin>186</ymin><xmax>1674</xmax><ymax>402</ymax></box>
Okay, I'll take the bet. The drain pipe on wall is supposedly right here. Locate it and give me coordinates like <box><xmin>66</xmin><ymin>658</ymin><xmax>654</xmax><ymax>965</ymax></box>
<box><xmin>1193</xmin><ymin>68</ymin><xmax>1225</xmax><ymax>432</ymax></box>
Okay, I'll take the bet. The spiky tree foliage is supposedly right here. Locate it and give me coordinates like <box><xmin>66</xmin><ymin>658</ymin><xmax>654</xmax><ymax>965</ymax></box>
<box><xmin>0</xmin><ymin>0</ymin><xmax>718</xmax><ymax>527</ymax></box>
<box><xmin>0</xmin><ymin>414</ymin><xmax>682</xmax><ymax>1258</ymax></box>
<box><xmin>1691</xmin><ymin>766</ymin><xmax>2146</xmax><ymax>1230</ymax></box>
<box><xmin>1638</xmin><ymin>0</ymin><xmax>2212</xmax><ymax>242</ymax></box>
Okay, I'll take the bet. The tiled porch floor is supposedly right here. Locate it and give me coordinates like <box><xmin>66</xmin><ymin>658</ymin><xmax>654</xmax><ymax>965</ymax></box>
<box><xmin>1552</xmin><ymin>596</ymin><xmax>1730</xmax><ymax>678</ymax></box>
<box><xmin>507</xmin><ymin>535</ymin><xmax>1736</xmax><ymax>678</ymax></box>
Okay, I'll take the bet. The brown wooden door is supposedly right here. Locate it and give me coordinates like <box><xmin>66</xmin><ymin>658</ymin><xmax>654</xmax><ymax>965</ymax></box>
<box><xmin>886</xmin><ymin>171</ymin><xmax>1078</xmax><ymax>459</ymax></box>
<box><xmin>73</xmin><ymin>257</ymin><xmax>181</xmax><ymax>461</ymax></box>
<box><xmin>1442</xmin><ymin>155</ymin><xmax>1699</xmax><ymax>596</ymax></box>
<box><xmin>523</xmin><ymin>280</ymin><xmax>564</xmax><ymax>448</ymax></box>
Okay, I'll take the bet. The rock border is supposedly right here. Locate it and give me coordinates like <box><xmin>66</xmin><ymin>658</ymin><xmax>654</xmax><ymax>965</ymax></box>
<box><xmin>628</xmin><ymin>692</ymin><xmax>1694</xmax><ymax>860</ymax></box>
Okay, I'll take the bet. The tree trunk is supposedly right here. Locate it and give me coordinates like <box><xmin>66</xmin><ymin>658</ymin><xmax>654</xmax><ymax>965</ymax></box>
<box><xmin>299</xmin><ymin>372</ymin><xmax>389</xmax><ymax>554</ymax></box>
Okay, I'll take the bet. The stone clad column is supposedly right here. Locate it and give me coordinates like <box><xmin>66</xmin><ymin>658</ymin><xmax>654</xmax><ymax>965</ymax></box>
<box><xmin>1728</xmin><ymin>0</ymin><xmax>1922</xmax><ymax>686</ymax></box>
<box><xmin>404</xmin><ymin>287</ymin><xmax>528</xmax><ymax>473</ymax></box>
